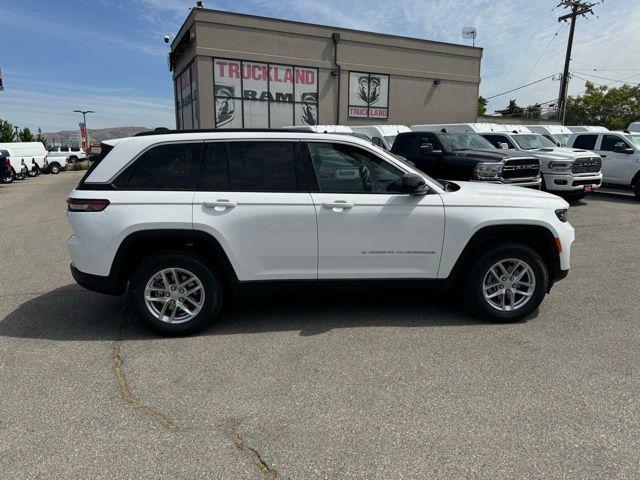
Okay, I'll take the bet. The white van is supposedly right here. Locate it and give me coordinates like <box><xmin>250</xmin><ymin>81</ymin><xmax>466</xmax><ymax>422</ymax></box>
<box><xmin>350</xmin><ymin>125</ymin><xmax>411</xmax><ymax>149</ymax></box>
<box><xmin>525</xmin><ymin>125</ymin><xmax>573</xmax><ymax>146</ymax></box>
<box><xmin>628</xmin><ymin>122</ymin><xmax>640</xmax><ymax>133</ymax></box>
<box><xmin>0</xmin><ymin>142</ymin><xmax>48</xmax><ymax>178</ymax></box>
<box><xmin>565</xmin><ymin>126</ymin><xmax>609</xmax><ymax>134</ymax></box>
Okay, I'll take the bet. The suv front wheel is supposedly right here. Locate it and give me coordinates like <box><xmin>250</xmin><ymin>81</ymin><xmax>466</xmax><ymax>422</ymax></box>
<box><xmin>130</xmin><ymin>253</ymin><xmax>222</xmax><ymax>335</ymax></box>
<box><xmin>463</xmin><ymin>243</ymin><xmax>548</xmax><ymax>322</ymax></box>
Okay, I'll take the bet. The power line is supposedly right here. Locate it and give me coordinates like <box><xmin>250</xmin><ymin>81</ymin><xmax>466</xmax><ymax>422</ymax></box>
<box><xmin>485</xmin><ymin>75</ymin><xmax>555</xmax><ymax>100</ymax></box>
<box><xmin>518</xmin><ymin>24</ymin><xmax>564</xmax><ymax>88</ymax></box>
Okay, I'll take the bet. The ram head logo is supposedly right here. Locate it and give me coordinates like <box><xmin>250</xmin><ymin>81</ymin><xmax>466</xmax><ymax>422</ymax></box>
<box><xmin>300</xmin><ymin>92</ymin><xmax>318</xmax><ymax>125</ymax></box>
<box><xmin>358</xmin><ymin>76</ymin><xmax>381</xmax><ymax>105</ymax></box>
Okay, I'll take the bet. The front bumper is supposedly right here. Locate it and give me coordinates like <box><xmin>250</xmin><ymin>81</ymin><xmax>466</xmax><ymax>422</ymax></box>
<box><xmin>483</xmin><ymin>177</ymin><xmax>543</xmax><ymax>189</ymax></box>
<box><xmin>543</xmin><ymin>172</ymin><xmax>603</xmax><ymax>192</ymax></box>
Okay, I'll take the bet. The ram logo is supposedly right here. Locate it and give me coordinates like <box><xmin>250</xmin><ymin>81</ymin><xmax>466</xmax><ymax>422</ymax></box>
<box><xmin>358</xmin><ymin>75</ymin><xmax>381</xmax><ymax>105</ymax></box>
<box><xmin>214</xmin><ymin>85</ymin><xmax>236</xmax><ymax>127</ymax></box>
<box><xmin>504</xmin><ymin>164</ymin><xmax>538</xmax><ymax>171</ymax></box>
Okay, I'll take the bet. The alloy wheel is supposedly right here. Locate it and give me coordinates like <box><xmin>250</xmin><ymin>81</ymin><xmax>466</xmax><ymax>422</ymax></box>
<box><xmin>482</xmin><ymin>258</ymin><xmax>536</xmax><ymax>312</ymax></box>
<box><xmin>144</xmin><ymin>268</ymin><xmax>205</xmax><ymax>324</ymax></box>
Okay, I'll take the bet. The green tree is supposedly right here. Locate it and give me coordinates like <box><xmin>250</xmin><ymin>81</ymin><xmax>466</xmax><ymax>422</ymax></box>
<box><xmin>496</xmin><ymin>99</ymin><xmax>524</xmax><ymax>117</ymax></box>
<box><xmin>0</xmin><ymin>119</ymin><xmax>14</xmax><ymax>142</ymax></box>
<box><xmin>477</xmin><ymin>96</ymin><xmax>488</xmax><ymax>116</ymax></box>
<box><xmin>18</xmin><ymin>127</ymin><xmax>35</xmax><ymax>142</ymax></box>
<box><xmin>565</xmin><ymin>81</ymin><xmax>640</xmax><ymax>130</ymax></box>
<box><xmin>36</xmin><ymin>127</ymin><xmax>50</xmax><ymax>150</ymax></box>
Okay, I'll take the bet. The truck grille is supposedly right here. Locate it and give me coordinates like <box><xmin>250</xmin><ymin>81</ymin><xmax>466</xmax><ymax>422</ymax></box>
<box><xmin>502</xmin><ymin>158</ymin><xmax>540</xmax><ymax>179</ymax></box>
<box><xmin>572</xmin><ymin>157</ymin><xmax>601</xmax><ymax>173</ymax></box>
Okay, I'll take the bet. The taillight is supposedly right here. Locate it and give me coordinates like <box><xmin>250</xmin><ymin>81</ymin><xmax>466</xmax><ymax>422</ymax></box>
<box><xmin>66</xmin><ymin>198</ymin><xmax>110</xmax><ymax>212</ymax></box>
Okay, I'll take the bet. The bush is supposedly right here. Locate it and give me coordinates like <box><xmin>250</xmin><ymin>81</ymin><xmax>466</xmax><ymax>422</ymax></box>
<box><xmin>67</xmin><ymin>161</ymin><xmax>90</xmax><ymax>171</ymax></box>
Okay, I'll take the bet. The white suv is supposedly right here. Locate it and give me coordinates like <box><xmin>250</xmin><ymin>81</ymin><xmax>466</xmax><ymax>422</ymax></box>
<box><xmin>67</xmin><ymin>130</ymin><xmax>575</xmax><ymax>334</ymax></box>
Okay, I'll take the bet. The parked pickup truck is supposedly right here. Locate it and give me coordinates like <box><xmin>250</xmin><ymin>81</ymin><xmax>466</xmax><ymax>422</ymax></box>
<box><xmin>392</xmin><ymin>129</ymin><xmax>542</xmax><ymax>188</ymax></box>
<box><xmin>567</xmin><ymin>130</ymin><xmax>640</xmax><ymax>198</ymax></box>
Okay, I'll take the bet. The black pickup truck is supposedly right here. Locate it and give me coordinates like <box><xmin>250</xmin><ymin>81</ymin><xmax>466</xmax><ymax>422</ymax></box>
<box><xmin>391</xmin><ymin>130</ymin><xmax>542</xmax><ymax>188</ymax></box>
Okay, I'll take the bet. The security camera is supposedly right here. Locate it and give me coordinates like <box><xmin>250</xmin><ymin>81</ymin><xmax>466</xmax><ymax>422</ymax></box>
<box><xmin>163</xmin><ymin>35</ymin><xmax>171</xmax><ymax>44</ymax></box>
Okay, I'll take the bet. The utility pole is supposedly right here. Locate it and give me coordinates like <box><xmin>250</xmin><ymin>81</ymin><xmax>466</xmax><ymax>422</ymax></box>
<box><xmin>557</xmin><ymin>0</ymin><xmax>599</xmax><ymax>124</ymax></box>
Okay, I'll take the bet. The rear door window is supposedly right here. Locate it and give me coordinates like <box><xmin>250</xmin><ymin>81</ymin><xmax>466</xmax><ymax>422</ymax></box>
<box><xmin>572</xmin><ymin>134</ymin><xmax>598</xmax><ymax>150</ymax></box>
<box><xmin>227</xmin><ymin>141</ymin><xmax>298</xmax><ymax>192</ymax></box>
<box><xmin>116</xmin><ymin>142</ymin><xmax>203</xmax><ymax>190</ymax></box>
<box><xmin>198</xmin><ymin>142</ymin><xmax>230</xmax><ymax>191</ymax></box>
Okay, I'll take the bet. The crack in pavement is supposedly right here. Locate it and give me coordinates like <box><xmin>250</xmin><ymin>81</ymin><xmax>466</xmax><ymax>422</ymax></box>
<box><xmin>230</xmin><ymin>431</ymin><xmax>278</xmax><ymax>480</ymax></box>
<box><xmin>112</xmin><ymin>311</ymin><xmax>280</xmax><ymax>478</ymax></box>
<box><xmin>112</xmin><ymin>310</ymin><xmax>177</xmax><ymax>429</ymax></box>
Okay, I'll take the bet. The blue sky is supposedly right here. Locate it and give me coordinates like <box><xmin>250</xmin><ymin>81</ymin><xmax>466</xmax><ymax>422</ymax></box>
<box><xmin>1</xmin><ymin>0</ymin><xmax>639</xmax><ymax>132</ymax></box>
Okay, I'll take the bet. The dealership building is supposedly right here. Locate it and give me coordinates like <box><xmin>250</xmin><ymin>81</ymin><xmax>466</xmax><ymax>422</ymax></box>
<box><xmin>170</xmin><ymin>8</ymin><xmax>482</xmax><ymax>130</ymax></box>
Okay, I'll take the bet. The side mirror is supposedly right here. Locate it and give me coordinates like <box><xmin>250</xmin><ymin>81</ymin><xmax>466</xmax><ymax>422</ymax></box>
<box><xmin>614</xmin><ymin>142</ymin><xmax>633</xmax><ymax>154</ymax></box>
<box><xmin>498</xmin><ymin>142</ymin><xmax>509</xmax><ymax>150</ymax></box>
<box><xmin>402</xmin><ymin>173</ymin><xmax>428</xmax><ymax>194</ymax></box>
<box><xmin>420</xmin><ymin>143</ymin><xmax>442</xmax><ymax>155</ymax></box>
<box><xmin>372</xmin><ymin>137</ymin><xmax>386</xmax><ymax>149</ymax></box>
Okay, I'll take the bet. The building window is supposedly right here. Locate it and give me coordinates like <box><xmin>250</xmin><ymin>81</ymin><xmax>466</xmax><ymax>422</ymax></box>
<box><xmin>175</xmin><ymin>62</ymin><xmax>198</xmax><ymax>130</ymax></box>
<box><xmin>348</xmin><ymin>71</ymin><xmax>389</xmax><ymax>119</ymax></box>
<box><xmin>213</xmin><ymin>58</ymin><xmax>319</xmax><ymax>128</ymax></box>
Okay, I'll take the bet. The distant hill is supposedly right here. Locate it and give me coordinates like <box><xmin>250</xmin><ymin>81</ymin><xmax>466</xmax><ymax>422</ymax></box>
<box><xmin>42</xmin><ymin>126</ymin><xmax>151</xmax><ymax>144</ymax></box>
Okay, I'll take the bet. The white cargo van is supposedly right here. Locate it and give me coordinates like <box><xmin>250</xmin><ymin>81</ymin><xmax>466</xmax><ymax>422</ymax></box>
<box><xmin>350</xmin><ymin>125</ymin><xmax>411</xmax><ymax>149</ymax></box>
<box><xmin>565</xmin><ymin>126</ymin><xmax>609</xmax><ymax>134</ymax></box>
<box><xmin>525</xmin><ymin>125</ymin><xmax>573</xmax><ymax>146</ymax></box>
<box><xmin>0</xmin><ymin>142</ymin><xmax>47</xmax><ymax>178</ymax></box>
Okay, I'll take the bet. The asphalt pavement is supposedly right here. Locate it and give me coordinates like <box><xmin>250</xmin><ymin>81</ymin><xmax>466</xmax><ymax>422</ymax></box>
<box><xmin>1</xmin><ymin>173</ymin><xmax>639</xmax><ymax>479</ymax></box>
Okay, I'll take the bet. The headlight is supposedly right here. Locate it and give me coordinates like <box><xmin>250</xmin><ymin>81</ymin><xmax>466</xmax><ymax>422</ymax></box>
<box><xmin>548</xmin><ymin>161</ymin><xmax>572</xmax><ymax>172</ymax></box>
<box><xmin>555</xmin><ymin>208</ymin><xmax>568</xmax><ymax>222</ymax></box>
<box><xmin>474</xmin><ymin>162</ymin><xmax>503</xmax><ymax>179</ymax></box>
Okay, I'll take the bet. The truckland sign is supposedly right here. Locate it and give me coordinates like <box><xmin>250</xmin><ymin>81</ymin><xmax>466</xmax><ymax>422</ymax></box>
<box><xmin>214</xmin><ymin>58</ymin><xmax>319</xmax><ymax>128</ymax></box>
<box><xmin>348</xmin><ymin>72</ymin><xmax>389</xmax><ymax>119</ymax></box>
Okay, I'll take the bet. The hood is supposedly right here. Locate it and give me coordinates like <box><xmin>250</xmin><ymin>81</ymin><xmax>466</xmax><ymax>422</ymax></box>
<box><xmin>440</xmin><ymin>181</ymin><xmax>569</xmax><ymax>209</ymax></box>
<box><xmin>451</xmin><ymin>149</ymin><xmax>537</xmax><ymax>162</ymax></box>
<box><xmin>524</xmin><ymin>147</ymin><xmax>598</xmax><ymax>161</ymax></box>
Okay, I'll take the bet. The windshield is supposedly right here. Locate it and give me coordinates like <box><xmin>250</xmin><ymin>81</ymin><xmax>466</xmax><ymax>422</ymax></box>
<box><xmin>554</xmin><ymin>134</ymin><xmax>571</xmax><ymax>146</ymax></box>
<box><xmin>513</xmin><ymin>134</ymin><xmax>558</xmax><ymax>149</ymax></box>
<box><xmin>627</xmin><ymin>134</ymin><xmax>640</xmax><ymax>148</ymax></box>
<box><xmin>438</xmin><ymin>133</ymin><xmax>494</xmax><ymax>151</ymax></box>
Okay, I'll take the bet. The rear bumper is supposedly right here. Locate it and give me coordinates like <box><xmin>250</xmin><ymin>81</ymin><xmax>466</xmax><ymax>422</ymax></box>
<box><xmin>71</xmin><ymin>264</ymin><xmax>122</xmax><ymax>295</ymax></box>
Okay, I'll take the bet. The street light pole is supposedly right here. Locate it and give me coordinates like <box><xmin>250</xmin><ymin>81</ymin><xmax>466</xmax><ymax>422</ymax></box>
<box><xmin>73</xmin><ymin>110</ymin><xmax>94</xmax><ymax>152</ymax></box>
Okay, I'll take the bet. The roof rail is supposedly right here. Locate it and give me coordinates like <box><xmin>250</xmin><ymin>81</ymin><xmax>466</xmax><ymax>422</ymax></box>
<box><xmin>134</xmin><ymin>127</ymin><xmax>308</xmax><ymax>137</ymax></box>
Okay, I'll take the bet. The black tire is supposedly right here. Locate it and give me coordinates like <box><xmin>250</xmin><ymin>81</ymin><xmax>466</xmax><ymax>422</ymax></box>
<box><xmin>68</xmin><ymin>156</ymin><xmax>78</xmax><ymax>164</ymax></box>
<box><xmin>130</xmin><ymin>253</ymin><xmax>222</xmax><ymax>335</ymax></box>
<box><xmin>633</xmin><ymin>179</ymin><xmax>640</xmax><ymax>200</ymax></box>
<box><xmin>14</xmin><ymin>169</ymin><xmax>25</xmax><ymax>181</ymax></box>
<box><xmin>49</xmin><ymin>163</ymin><xmax>61</xmax><ymax>175</ymax></box>
<box><xmin>463</xmin><ymin>243</ymin><xmax>549</xmax><ymax>322</ymax></box>
<box><xmin>27</xmin><ymin>167</ymin><xmax>38</xmax><ymax>177</ymax></box>
<box><xmin>1</xmin><ymin>172</ymin><xmax>13</xmax><ymax>183</ymax></box>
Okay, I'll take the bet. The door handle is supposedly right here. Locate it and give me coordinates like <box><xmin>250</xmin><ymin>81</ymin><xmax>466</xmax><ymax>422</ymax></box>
<box><xmin>322</xmin><ymin>201</ymin><xmax>354</xmax><ymax>212</ymax></box>
<box><xmin>600</xmin><ymin>155</ymin><xmax>607</xmax><ymax>158</ymax></box>
<box><xmin>203</xmin><ymin>200</ymin><xmax>237</xmax><ymax>211</ymax></box>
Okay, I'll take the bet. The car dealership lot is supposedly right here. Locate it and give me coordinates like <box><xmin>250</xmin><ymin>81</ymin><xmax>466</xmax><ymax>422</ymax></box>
<box><xmin>1</xmin><ymin>173</ymin><xmax>640</xmax><ymax>479</ymax></box>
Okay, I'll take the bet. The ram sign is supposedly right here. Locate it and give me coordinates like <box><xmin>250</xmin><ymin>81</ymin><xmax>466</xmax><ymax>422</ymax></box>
<box><xmin>348</xmin><ymin>72</ymin><xmax>389</xmax><ymax>119</ymax></box>
<box><xmin>213</xmin><ymin>58</ymin><xmax>319</xmax><ymax>128</ymax></box>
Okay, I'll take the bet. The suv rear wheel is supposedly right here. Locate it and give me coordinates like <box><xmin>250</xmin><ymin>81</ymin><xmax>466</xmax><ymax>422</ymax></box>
<box><xmin>463</xmin><ymin>243</ymin><xmax>548</xmax><ymax>322</ymax></box>
<box><xmin>49</xmin><ymin>162</ymin><xmax>61</xmax><ymax>174</ymax></box>
<box><xmin>130</xmin><ymin>253</ymin><xmax>222</xmax><ymax>335</ymax></box>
